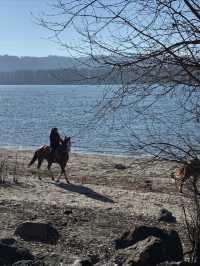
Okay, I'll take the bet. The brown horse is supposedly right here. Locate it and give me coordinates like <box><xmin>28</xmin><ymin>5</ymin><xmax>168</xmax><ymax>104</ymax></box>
<box><xmin>28</xmin><ymin>136</ymin><xmax>71</xmax><ymax>183</ymax></box>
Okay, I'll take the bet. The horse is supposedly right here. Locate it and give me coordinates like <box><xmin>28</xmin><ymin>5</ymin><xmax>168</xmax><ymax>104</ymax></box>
<box><xmin>28</xmin><ymin>136</ymin><xmax>71</xmax><ymax>183</ymax></box>
<box><xmin>171</xmin><ymin>158</ymin><xmax>200</xmax><ymax>193</ymax></box>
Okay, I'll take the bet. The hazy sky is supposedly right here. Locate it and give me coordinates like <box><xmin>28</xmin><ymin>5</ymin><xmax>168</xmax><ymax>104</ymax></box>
<box><xmin>0</xmin><ymin>0</ymin><xmax>72</xmax><ymax>57</ymax></box>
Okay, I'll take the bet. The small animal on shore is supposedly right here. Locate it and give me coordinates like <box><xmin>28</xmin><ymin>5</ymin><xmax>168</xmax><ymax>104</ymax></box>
<box><xmin>28</xmin><ymin>136</ymin><xmax>71</xmax><ymax>183</ymax></box>
<box><xmin>171</xmin><ymin>158</ymin><xmax>200</xmax><ymax>193</ymax></box>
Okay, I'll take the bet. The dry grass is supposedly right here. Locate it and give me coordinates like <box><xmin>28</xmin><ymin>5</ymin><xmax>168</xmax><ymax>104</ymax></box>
<box><xmin>0</xmin><ymin>158</ymin><xmax>8</xmax><ymax>183</ymax></box>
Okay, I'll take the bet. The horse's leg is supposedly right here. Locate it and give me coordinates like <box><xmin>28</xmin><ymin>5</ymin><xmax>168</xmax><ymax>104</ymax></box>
<box><xmin>56</xmin><ymin>170</ymin><xmax>62</xmax><ymax>183</ymax></box>
<box><xmin>65</xmin><ymin>171</ymin><xmax>70</xmax><ymax>184</ymax></box>
<box><xmin>56</xmin><ymin>165</ymin><xmax>69</xmax><ymax>184</ymax></box>
<box><xmin>179</xmin><ymin>176</ymin><xmax>187</xmax><ymax>193</ymax></box>
<box><xmin>179</xmin><ymin>181</ymin><xmax>183</xmax><ymax>193</ymax></box>
<box><xmin>37</xmin><ymin>158</ymin><xmax>43</xmax><ymax>180</ymax></box>
<box><xmin>56</xmin><ymin>164</ymin><xmax>63</xmax><ymax>183</ymax></box>
<box><xmin>47</xmin><ymin>161</ymin><xmax>54</xmax><ymax>181</ymax></box>
<box><xmin>63</xmin><ymin>165</ymin><xmax>70</xmax><ymax>184</ymax></box>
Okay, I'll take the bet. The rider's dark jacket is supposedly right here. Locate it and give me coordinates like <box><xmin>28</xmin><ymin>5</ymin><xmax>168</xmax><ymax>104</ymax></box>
<box><xmin>50</xmin><ymin>130</ymin><xmax>63</xmax><ymax>151</ymax></box>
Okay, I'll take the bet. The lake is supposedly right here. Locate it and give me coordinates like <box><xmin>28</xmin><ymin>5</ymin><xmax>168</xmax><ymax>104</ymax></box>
<box><xmin>0</xmin><ymin>84</ymin><xmax>199</xmax><ymax>156</ymax></box>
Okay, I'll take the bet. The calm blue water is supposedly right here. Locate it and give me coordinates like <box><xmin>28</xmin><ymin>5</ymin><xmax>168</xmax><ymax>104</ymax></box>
<box><xmin>0</xmin><ymin>85</ymin><xmax>127</xmax><ymax>155</ymax></box>
<box><xmin>0</xmin><ymin>84</ymin><xmax>199</xmax><ymax>156</ymax></box>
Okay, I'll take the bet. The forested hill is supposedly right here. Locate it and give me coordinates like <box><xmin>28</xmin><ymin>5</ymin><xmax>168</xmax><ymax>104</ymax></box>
<box><xmin>0</xmin><ymin>55</ymin><xmax>193</xmax><ymax>85</ymax></box>
<box><xmin>0</xmin><ymin>55</ymin><xmax>89</xmax><ymax>71</ymax></box>
<box><xmin>0</xmin><ymin>55</ymin><xmax>108</xmax><ymax>84</ymax></box>
<box><xmin>0</xmin><ymin>68</ymin><xmax>121</xmax><ymax>85</ymax></box>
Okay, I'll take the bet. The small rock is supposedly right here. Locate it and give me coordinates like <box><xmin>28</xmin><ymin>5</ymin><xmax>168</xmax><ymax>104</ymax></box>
<box><xmin>30</xmin><ymin>214</ymin><xmax>37</xmax><ymax>220</ymax></box>
<box><xmin>114</xmin><ymin>164</ymin><xmax>126</xmax><ymax>170</ymax></box>
<box><xmin>158</xmin><ymin>208</ymin><xmax>176</xmax><ymax>223</ymax></box>
<box><xmin>15</xmin><ymin>221</ymin><xmax>59</xmax><ymax>244</ymax></box>
<box><xmin>61</xmin><ymin>221</ymin><xmax>68</xmax><ymax>226</ymax></box>
<box><xmin>72</xmin><ymin>257</ymin><xmax>93</xmax><ymax>266</ymax></box>
<box><xmin>63</xmin><ymin>209</ymin><xmax>73</xmax><ymax>215</ymax></box>
<box><xmin>145</xmin><ymin>180</ymin><xmax>153</xmax><ymax>190</ymax></box>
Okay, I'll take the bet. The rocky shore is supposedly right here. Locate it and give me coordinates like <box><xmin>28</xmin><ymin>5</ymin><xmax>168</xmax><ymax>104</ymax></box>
<box><xmin>0</xmin><ymin>149</ymin><xmax>194</xmax><ymax>265</ymax></box>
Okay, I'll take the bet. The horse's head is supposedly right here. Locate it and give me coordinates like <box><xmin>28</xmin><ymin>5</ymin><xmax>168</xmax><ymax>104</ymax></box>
<box><xmin>63</xmin><ymin>136</ymin><xmax>71</xmax><ymax>153</ymax></box>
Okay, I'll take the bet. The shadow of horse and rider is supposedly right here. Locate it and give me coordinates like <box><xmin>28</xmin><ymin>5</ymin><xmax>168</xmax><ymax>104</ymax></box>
<box><xmin>28</xmin><ymin>128</ymin><xmax>114</xmax><ymax>203</ymax></box>
<box><xmin>54</xmin><ymin>182</ymin><xmax>114</xmax><ymax>203</ymax></box>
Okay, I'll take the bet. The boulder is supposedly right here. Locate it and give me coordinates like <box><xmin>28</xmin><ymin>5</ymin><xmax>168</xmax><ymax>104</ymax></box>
<box><xmin>114</xmin><ymin>236</ymin><xmax>177</xmax><ymax>266</ymax></box>
<box><xmin>13</xmin><ymin>256</ymin><xmax>93</xmax><ymax>266</ymax></box>
<box><xmin>114</xmin><ymin>225</ymin><xmax>183</xmax><ymax>261</ymax></box>
<box><xmin>0</xmin><ymin>242</ymin><xmax>34</xmax><ymax>265</ymax></box>
<box><xmin>0</xmin><ymin>237</ymin><xmax>16</xmax><ymax>245</ymax></box>
<box><xmin>12</xmin><ymin>260</ymin><xmax>42</xmax><ymax>266</ymax></box>
<box><xmin>158</xmin><ymin>209</ymin><xmax>176</xmax><ymax>223</ymax></box>
<box><xmin>15</xmin><ymin>221</ymin><xmax>59</xmax><ymax>244</ymax></box>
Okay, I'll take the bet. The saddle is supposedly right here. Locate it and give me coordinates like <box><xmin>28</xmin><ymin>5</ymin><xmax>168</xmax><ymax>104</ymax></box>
<box><xmin>50</xmin><ymin>144</ymin><xmax>65</xmax><ymax>162</ymax></box>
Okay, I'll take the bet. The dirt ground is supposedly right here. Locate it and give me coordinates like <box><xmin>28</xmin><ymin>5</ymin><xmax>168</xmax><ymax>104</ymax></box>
<box><xmin>0</xmin><ymin>148</ymin><xmax>193</xmax><ymax>264</ymax></box>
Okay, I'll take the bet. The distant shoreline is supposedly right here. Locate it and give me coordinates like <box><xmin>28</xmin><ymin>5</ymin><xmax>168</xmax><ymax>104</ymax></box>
<box><xmin>0</xmin><ymin>84</ymin><xmax>107</xmax><ymax>86</ymax></box>
<box><xmin>0</xmin><ymin>146</ymin><xmax>147</xmax><ymax>160</ymax></box>
<box><xmin>0</xmin><ymin>82</ymin><xmax>121</xmax><ymax>86</ymax></box>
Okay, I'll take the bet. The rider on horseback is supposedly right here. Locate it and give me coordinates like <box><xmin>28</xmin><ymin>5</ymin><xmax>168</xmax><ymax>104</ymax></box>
<box><xmin>49</xmin><ymin>128</ymin><xmax>63</xmax><ymax>157</ymax></box>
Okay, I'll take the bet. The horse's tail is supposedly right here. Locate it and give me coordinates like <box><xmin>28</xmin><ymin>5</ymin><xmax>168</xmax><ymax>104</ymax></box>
<box><xmin>28</xmin><ymin>151</ymin><xmax>38</xmax><ymax>167</ymax></box>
